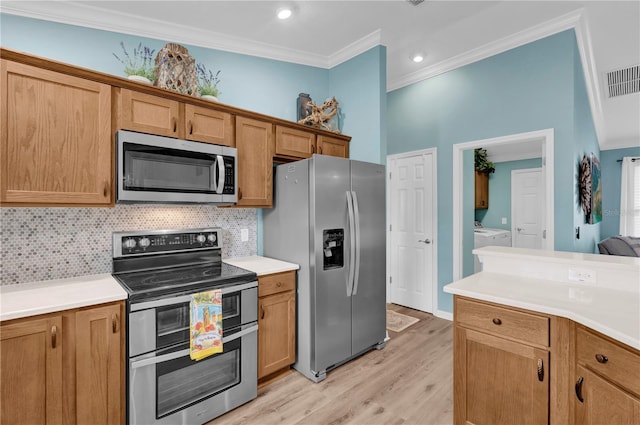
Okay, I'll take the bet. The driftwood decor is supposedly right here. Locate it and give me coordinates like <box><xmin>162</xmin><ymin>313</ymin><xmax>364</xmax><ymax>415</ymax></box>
<box><xmin>298</xmin><ymin>97</ymin><xmax>340</xmax><ymax>133</ymax></box>
<box><xmin>155</xmin><ymin>43</ymin><xmax>198</xmax><ymax>96</ymax></box>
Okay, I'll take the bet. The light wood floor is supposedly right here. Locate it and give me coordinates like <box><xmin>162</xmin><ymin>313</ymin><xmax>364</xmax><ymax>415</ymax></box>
<box><xmin>209</xmin><ymin>304</ymin><xmax>453</xmax><ymax>425</ymax></box>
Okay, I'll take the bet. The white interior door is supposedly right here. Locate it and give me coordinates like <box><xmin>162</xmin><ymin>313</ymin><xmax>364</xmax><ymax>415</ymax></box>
<box><xmin>388</xmin><ymin>151</ymin><xmax>436</xmax><ymax>312</ymax></box>
<box><xmin>511</xmin><ymin>168</ymin><xmax>543</xmax><ymax>249</ymax></box>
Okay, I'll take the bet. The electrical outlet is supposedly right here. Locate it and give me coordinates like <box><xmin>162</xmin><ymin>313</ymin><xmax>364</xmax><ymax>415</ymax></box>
<box><xmin>568</xmin><ymin>268</ymin><xmax>596</xmax><ymax>283</ymax></box>
<box><xmin>501</xmin><ymin>217</ymin><xmax>507</xmax><ymax>224</ymax></box>
<box><xmin>241</xmin><ymin>229</ymin><xmax>249</xmax><ymax>242</ymax></box>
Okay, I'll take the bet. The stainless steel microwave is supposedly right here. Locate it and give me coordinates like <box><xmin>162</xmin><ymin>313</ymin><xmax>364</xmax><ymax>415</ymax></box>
<box><xmin>116</xmin><ymin>130</ymin><xmax>237</xmax><ymax>204</ymax></box>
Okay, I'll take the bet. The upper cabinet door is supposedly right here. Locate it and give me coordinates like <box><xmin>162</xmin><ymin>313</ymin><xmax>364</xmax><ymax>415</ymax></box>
<box><xmin>235</xmin><ymin>116</ymin><xmax>274</xmax><ymax>207</ymax></box>
<box><xmin>317</xmin><ymin>135</ymin><xmax>349</xmax><ymax>158</ymax></box>
<box><xmin>1</xmin><ymin>60</ymin><xmax>112</xmax><ymax>206</ymax></box>
<box><xmin>119</xmin><ymin>89</ymin><xmax>183</xmax><ymax>138</ymax></box>
<box><xmin>275</xmin><ymin>126</ymin><xmax>315</xmax><ymax>159</ymax></box>
<box><xmin>185</xmin><ymin>104</ymin><xmax>234</xmax><ymax>146</ymax></box>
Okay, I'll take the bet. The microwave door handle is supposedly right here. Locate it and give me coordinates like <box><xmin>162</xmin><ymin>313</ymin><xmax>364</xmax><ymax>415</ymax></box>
<box><xmin>216</xmin><ymin>155</ymin><xmax>224</xmax><ymax>194</ymax></box>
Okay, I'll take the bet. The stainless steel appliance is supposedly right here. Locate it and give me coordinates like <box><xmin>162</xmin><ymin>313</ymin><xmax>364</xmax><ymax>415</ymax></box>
<box><xmin>263</xmin><ymin>155</ymin><xmax>386</xmax><ymax>382</ymax></box>
<box><xmin>116</xmin><ymin>130</ymin><xmax>237</xmax><ymax>204</ymax></box>
<box><xmin>112</xmin><ymin>228</ymin><xmax>257</xmax><ymax>425</ymax></box>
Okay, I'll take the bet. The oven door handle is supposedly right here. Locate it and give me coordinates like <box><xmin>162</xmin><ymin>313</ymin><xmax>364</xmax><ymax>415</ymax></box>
<box><xmin>129</xmin><ymin>281</ymin><xmax>258</xmax><ymax>312</ymax></box>
<box><xmin>130</xmin><ymin>324</ymin><xmax>258</xmax><ymax>369</ymax></box>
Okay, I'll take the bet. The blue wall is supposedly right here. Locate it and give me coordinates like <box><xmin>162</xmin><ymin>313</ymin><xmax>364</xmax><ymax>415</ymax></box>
<box><xmin>601</xmin><ymin>147</ymin><xmax>640</xmax><ymax>239</ymax></box>
<box><xmin>572</xmin><ymin>44</ymin><xmax>601</xmax><ymax>253</ymax></box>
<box><xmin>388</xmin><ymin>30</ymin><xmax>599</xmax><ymax>313</ymax></box>
<box><xmin>475</xmin><ymin>158</ymin><xmax>543</xmax><ymax>229</ymax></box>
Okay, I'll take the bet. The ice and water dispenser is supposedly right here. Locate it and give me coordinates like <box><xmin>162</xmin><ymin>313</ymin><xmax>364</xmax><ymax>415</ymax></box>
<box><xmin>323</xmin><ymin>229</ymin><xmax>344</xmax><ymax>270</ymax></box>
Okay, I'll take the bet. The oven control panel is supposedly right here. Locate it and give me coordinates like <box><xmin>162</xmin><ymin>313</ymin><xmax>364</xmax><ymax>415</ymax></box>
<box><xmin>113</xmin><ymin>228</ymin><xmax>221</xmax><ymax>257</ymax></box>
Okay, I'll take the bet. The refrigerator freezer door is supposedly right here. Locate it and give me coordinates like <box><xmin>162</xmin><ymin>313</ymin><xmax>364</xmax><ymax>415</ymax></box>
<box><xmin>350</xmin><ymin>160</ymin><xmax>387</xmax><ymax>355</ymax></box>
<box><xmin>310</xmin><ymin>155</ymin><xmax>352</xmax><ymax>373</ymax></box>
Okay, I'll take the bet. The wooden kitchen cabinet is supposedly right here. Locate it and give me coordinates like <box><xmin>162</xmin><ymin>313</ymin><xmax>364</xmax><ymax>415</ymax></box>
<box><xmin>453</xmin><ymin>296</ymin><xmax>550</xmax><ymax>425</ymax></box>
<box><xmin>117</xmin><ymin>89</ymin><xmax>234</xmax><ymax>146</ymax></box>
<box><xmin>235</xmin><ymin>116</ymin><xmax>274</xmax><ymax>207</ymax></box>
<box><xmin>258</xmin><ymin>271</ymin><xmax>296</xmax><ymax>384</ymax></box>
<box><xmin>1</xmin><ymin>315</ymin><xmax>63</xmax><ymax>425</ymax></box>
<box><xmin>275</xmin><ymin>125</ymin><xmax>316</xmax><ymax>160</ymax></box>
<box><xmin>1</xmin><ymin>60</ymin><xmax>112</xmax><ymax>206</ymax></box>
<box><xmin>75</xmin><ymin>303</ymin><xmax>124</xmax><ymax>425</ymax></box>
<box><xmin>574</xmin><ymin>326</ymin><xmax>640</xmax><ymax>424</ymax></box>
<box><xmin>317</xmin><ymin>134</ymin><xmax>349</xmax><ymax>158</ymax></box>
<box><xmin>0</xmin><ymin>301</ymin><xmax>125</xmax><ymax>425</ymax></box>
<box><xmin>474</xmin><ymin>170</ymin><xmax>489</xmax><ymax>209</ymax></box>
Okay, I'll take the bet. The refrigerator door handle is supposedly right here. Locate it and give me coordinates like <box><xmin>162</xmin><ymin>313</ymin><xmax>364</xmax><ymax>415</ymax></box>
<box><xmin>346</xmin><ymin>190</ymin><xmax>356</xmax><ymax>296</ymax></box>
<box><xmin>351</xmin><ymin>191</ymin><xmax>361</xmax><ymax>295</ymax></box>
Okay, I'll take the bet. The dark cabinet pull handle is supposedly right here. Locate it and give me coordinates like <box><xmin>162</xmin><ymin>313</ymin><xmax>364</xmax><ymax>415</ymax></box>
<box><xmin>238</xmin><ymin>188</ymin><xmax>243</xmax><ymax>201</ymax></box>
<box><xmin>260</xmin><ymin>306</ymin><xmax>265</xmax><ymax>320</ymax></box>
<box><xmin>537</xmin><ymin>358</ymin><xmax>544</xmax><ymax>381</ymax></box>
<box><xmin>595</xmin><ymin>354</ymin><xmax>608</xmax><ymax>364</ymax></box>
<box><xmin>103</xmin><ymin>181</ymin><xmax>109</xmax><ymax>198</ymax></box>
<box><xmin>172</xmin><ymin>118</ymin><xmax>177</xmax><ymax>133</ymax></box>
<box><xmin>189</xmin><ymin>121</ymin><xmax>193</xmax><ymax>135</ymax></box>
<box><xmin>318</xmin><ymin>146</ymin><xmax>322</xmax><ymax>154</ymax></box>
<box><xmin>575</xmin><ymin>376</ymin><xmax>584</xmax><ymax>403</ymax></box>
<box><xmin>277</xmin><ymin>282</ymin><xmax>282</xmax><ymax>287</ymax></box>
<box><xmin>51</xmin><ymin>325</ymin><xmax>57</xmax><ymax>349</ymax></box>
<box><xmin>112</xmin><ymin>313</ymin><xmax>119</xmax><ymax>333</ymax></box>
<box><xmin>492</xmin><ymin>318</ymin><xmax>502</xmax><ymax>325</ymax></box>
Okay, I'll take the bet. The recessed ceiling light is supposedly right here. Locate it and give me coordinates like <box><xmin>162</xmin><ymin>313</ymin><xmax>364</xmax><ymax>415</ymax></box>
<box><xmin>277</xmin><ymin>8</ymin><xmax>292</xmax><ymax>20</ymax></box>
<box><xmin>412</xmin><ymin>54</ymin><xmax>424</xmax><ymax>63</ymax></box>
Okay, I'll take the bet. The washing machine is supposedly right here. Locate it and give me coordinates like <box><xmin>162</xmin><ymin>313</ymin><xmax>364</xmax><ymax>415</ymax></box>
<box><xmin>473</xmin><ymin>228</ymin><xmax>512</xmax><ymax>272</ymax></box>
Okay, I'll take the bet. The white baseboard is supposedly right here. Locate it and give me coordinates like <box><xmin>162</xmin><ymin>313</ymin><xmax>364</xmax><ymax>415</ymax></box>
<box><xmin>434</xmin><ymin>309</ymin><xmax>453</xmax><ymax>321</ymax></box>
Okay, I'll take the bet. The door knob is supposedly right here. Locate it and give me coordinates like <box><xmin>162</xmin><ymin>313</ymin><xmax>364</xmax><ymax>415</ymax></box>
<box><xmin>517</xmin><ymin>227</ymin><xmax>523</xmax><ymax>232</ymax></box>
<box><xmin>418</xmin><ymin>239</ymin><xmax>431</xmax><ymax>244</ymax></box>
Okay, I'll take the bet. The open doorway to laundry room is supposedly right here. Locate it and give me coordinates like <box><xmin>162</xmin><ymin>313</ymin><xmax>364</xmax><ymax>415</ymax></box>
<box><xmin>452</xmin><ymin>129</ymin><xmax>555</xmax><ymax>281</ymax></box>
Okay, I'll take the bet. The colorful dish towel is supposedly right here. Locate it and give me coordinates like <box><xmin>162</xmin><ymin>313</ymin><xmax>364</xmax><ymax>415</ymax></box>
<box><xmin>190</xmin><ymin>289</ymin><xmax>223</xmax><ymax>361</ymax></box>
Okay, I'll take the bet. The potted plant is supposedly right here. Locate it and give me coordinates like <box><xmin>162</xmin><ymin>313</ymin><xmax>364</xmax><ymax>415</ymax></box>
<box><xmin>113</xmin><ymin>41</ymin><xmax>156</xmax><ymax>84</ymax></box>
<box><xmin>474</xmin><ymin>148</ymin><xmax>495</xmax><ymax>174</ymax></box>
<box><xmin>196</xmin><ymin>63</ymin><xmax>222</xmax><ymax>101</ymax></box>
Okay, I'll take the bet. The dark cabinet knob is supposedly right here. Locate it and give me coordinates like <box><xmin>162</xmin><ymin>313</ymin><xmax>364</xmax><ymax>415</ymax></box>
<box><xmin>595</xmin><ymin>354</ymin><xmax>608</xmax><ymax>364</ymax></box>
<box><xmin>492</xmin><ymin>318</ymin><xmax>502</xmax><ymax>325</ymax></box>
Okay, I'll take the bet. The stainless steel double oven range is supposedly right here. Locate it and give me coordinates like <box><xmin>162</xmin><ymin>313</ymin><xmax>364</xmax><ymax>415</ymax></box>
<box><xmin>112</xmin><ymin>228</ymin><xmax>258</xmax><ymax>425</ymax></box>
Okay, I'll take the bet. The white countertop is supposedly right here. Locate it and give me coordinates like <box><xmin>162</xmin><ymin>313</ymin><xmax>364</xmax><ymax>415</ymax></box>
<box><xmin>444</xmin><ymin>271</ymin><xmax>640</xmax><ymax>350</ymax></box>
<box><xmin>223</xmin><ymin>256</ymin><xmax>299</xmax><ymax>276</ymax></box>
<box><xmin>1</xmin><ymin>274</ymin><xmax>127</xmax><ymax>322</ymax></box>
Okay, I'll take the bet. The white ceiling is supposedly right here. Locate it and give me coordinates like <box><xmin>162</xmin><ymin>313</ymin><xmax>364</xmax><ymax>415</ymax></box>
<box><xmin>2</xmin><ymin>0</ymin><xmax>639</xmax><ymax>150</ymax></box>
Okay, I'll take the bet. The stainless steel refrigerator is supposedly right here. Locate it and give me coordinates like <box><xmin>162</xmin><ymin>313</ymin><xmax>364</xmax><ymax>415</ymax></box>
<box><xmin>263</xmin><ymin>154</ymin><xmax>386</xmax><ymax>382</ymax></box>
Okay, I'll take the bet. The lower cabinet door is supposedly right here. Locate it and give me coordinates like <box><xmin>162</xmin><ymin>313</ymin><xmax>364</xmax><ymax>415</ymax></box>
<box><xmin>455</xmin><ymin>327</ymin><xmax>549</xmax><ymax>425</ymax></box>
<box><xmin>258</xmin><ymin>291</ymin><xmax>295</xmax><ymax>379</ymax></box>
<box><xmin>575</xmin><ymin>366</ymin><xmax>640</xmax><ymax>425</ymax></box>
<box><xmin>75</xmin><ymin>304</ymin><xmax>123</xmax><ymax>425</ymax></box>
<box><xmin>0</xmin><ymin>315</ymin><xmax>63</xmax><ymax>425</ymax></box>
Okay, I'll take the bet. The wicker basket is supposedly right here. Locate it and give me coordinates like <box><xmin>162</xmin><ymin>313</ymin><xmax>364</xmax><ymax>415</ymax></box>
<box><xmin>154</xmin><ymin>43</ymin><xmax>198</xmax><ymax>96</ymax></box>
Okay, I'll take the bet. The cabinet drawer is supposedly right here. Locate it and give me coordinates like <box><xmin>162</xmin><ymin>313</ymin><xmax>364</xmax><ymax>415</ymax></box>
<box><xmin>455</xmin><ymin>297</ymin><xmax>549</xmax><ymax>347</ymax></box>
<box><xmin>259</xmin><ymin>271</ymin><xmax>295</xmax><ymax>297</ymax></box>
<box><xmin>577</xmin><ymin>326</ymin><xmax>640</xmax><ymax>396</ymax></box>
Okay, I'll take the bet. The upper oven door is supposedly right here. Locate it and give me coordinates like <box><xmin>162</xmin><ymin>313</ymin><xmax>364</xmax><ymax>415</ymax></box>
<box><xmin>116</xmin><ymin>130</ymin><xmax>237</xmax><ymax>204</ymax></box>
<box><xmin>128</xmin><ymin>282</ymin><xmax>257</xmax><ymax>357</ymax></box>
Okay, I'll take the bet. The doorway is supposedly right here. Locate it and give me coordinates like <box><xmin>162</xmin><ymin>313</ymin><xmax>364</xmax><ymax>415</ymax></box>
<box><xmin>452</xmin><ymin>129</ymin><xmax>554</xmax><ymax>281</ymax></box>
<box><xmin>386</xmin><ymin>148</ymin><xmax>438</xmax><ymax>313</ymax></box>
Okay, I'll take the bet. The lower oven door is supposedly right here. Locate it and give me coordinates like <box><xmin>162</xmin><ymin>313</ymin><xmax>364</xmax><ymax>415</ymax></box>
<box><xmin>129</xmin><ymin>323</ymin><xmax>257</xmax><ymax>425</ymax></box>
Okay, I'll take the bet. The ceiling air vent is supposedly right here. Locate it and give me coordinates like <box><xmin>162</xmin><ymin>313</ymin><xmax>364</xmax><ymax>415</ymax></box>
<box><xmin>607</xmin><ymin>65</ymin><xmax>640</xmax><ymax>98</ymax></box>
<box><xmin>406</xmin><ymin>0</ymin><xmax>424</xmax><ymax>5</ymax></box>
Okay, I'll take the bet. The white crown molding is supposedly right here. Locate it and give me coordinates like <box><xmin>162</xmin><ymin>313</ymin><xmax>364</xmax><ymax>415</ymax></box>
<box><xmin>388</xmin><ymin>9</ymin><xmax>584</xmax><ymax>92</ymax></box>
<box><xmin>0</xmin><ymin>1</ymin><xmax>330</xmax><ymax>67</ymax></box>
<box><xmin>600</xmin><ymin>138</ymin><xmax>640</xmax><ymax>151</ymax></box>
<box><xmin>572</xmin><ymin>10</ymin><xmax>607</xmax><ymax>150</ymax></box>
<box><xmin>327</xmin><ymin>29</ymin><xmax>383</xmax><ymax>68</ymax></box>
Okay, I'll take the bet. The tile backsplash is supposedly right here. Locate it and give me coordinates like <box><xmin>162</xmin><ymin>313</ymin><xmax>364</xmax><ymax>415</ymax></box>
<box><xmin>1</xmin><ymin>205</ymin><xmax>257</xmax><ymax>285</ymax></box>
